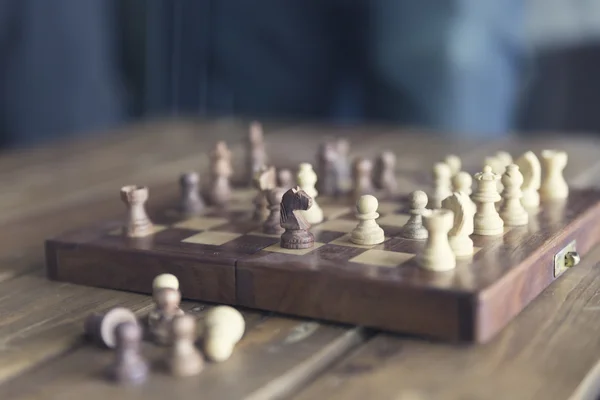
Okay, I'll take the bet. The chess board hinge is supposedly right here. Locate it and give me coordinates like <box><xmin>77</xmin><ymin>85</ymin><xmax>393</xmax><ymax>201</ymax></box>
<box><xmin>554</xmin><ymin>240</ymin><xmax>580</xmax><ymax>278</ymax></box>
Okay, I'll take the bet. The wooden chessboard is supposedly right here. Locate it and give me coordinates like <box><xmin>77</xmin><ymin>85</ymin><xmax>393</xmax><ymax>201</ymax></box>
<box><xmin>45</xmin><ymin>185</ymin><xmax>600</xmax><ymax>343</ymax></box>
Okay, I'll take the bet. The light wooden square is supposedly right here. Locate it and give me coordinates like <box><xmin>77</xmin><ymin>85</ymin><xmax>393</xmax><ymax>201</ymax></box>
<box><xmin>377</xmin><ymin>201</ymin><xmax>401</xmax><ymax>215</ymax></box>
<box><xmin>108</xmin><ymin>225</ymin><xmax>167</xmax><ymax>237</ymax></box>
<box><xmin>377</xmin><ymin>214</ymin><xmax>410</xmax><ymax>227</ymax></box>
<box><xmin>321</xmin><ymin>205</ymin><xmax>352</xmax><ymax>220</ymax></box>
<box><xmin>173</xmin><ymin>217</ymin><xmax>228</xmax><ymax>231</ymax></box>
<box><xmin>262</xmin><ymin>242</ymin><xmax>325</xmax><ymax>255</ymax></box>
<box><xmin>314</xmin><ymin>219</ymin><xmax>357</xmax><ymax>233</ymax></box>
<box><xmin>329</xmin><ymin>234</ymin><xmax>388</xmax><ymax>249</ymax></box>
<box><xmin>182</xmin><ymin>231</ymin><xmax>242</xmax><ymax>246</ymax></box>
<box><xmin>349</xmin><ymin>249</ymin><xmax>414</xmax><ymax>267</ymax></box>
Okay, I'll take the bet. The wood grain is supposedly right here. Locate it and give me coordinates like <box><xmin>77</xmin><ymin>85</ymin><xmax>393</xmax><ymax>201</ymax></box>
<box><xmin>292</xmin><ymin>244</ymin><xmax>600</xmax><ymax>400</ymax></box>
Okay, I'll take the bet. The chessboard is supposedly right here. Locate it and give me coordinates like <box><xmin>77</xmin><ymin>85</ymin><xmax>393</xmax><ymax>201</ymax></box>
<box><xmin>46</xmin><ymin>182</ymin><xmax>600</xmax><ymax>343</ymax></box>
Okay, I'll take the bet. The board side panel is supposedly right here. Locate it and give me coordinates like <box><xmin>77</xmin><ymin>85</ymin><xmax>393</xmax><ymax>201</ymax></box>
<box><xmin>476</xmin><ymin>200</ymin><xmax>600</xmax><ymax>342</ymax></box>
<box><xmin>47</xmin><ymin>241</ymin><xmax>236</xmax><ymax>304</ymax></box>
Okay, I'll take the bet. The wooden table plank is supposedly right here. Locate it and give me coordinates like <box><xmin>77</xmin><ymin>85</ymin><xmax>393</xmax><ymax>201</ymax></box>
<box><xmin>291</xmin><ymin>245</ymin><xmax>600</xmax><ymax>400</ymax></box>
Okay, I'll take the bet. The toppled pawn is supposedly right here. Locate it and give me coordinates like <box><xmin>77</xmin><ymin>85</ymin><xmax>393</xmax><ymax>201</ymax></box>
<box><xmin>179</xmin><ymin>172</ymin><xmax>204</xmax><ymax>216</ymax></box>
<box><xmin>280</xmin><ymin>187</ymin><xmax>315</xmax><ymax>249</ymax></box>
<box><xmin>147</xmin><ymin>287</ymin><xmax>185</xmax><ymax>345</ymax></box>
<box><xmin>121</xmin><ymin>185</ymin><xmax>154</xmax><ymax>237</ymax></box>
<box><xmin>350</xmin><ymin>195</ymin><xmax>385</xmax><ymax>245</ymax></box>
<box><xmin>399</xmin><ymin>190</ymin><xmax>429</xmax><ymax>240</ymax></box>
<box><xmin>499</xmin><ymin>164</ymin><xmax>528</xmax><ymax>226</ymax></box>
<box><xmin>263</xmin><ymin>187</ymin><xmax>286</xmax><ymax>235</ymax></box>
<box><xmin>84</xmin><ymin>307</ymin><xmax>139</xmax><ymax>349</ymax></box>
<box><xmin>106</xmin><ymin>322</ymin><xmax>149</xmax><ymax>385</ymax></box>
<box><xmin>201</xmin><ymin>306</ymin><xmax>245</xmax><ymax>362</ymax></box>
<box><xmin>418</xmin><ymin>209</ymin><xmax>456</xmax><ymax>271</ymax></box>
<box><xmin>167</xmin><ymin>315</ymin><xmax>204</xmax><ymax>377</ymax></box>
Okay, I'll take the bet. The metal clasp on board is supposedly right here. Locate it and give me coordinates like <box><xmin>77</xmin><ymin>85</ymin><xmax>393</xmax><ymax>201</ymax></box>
<box><xmin>554</xmin><ymin>240</ymin><xmax>581</xmax><ymax>278</ymax></box>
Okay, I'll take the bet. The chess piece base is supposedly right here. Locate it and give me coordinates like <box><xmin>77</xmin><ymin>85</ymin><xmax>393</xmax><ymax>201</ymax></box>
<box><xmin>399</xmin><ymin>222</ymin><xmax>428</xmax><ymax>240</ymax></box>
<box><xmin>281</xmin><ymin>229</ymin><xmax>315</xmax><ymax>249</ymax></box>
<box><xmin>107</xmin><ymin>361</ymin><xmax>149</xmax><ymax>385</ymax></box>
<box><xmin>350</xmin><ymin>227</ymin><xmax>385</xmax><ymax>245</ymax></box>
<box><xmin>417</xmin><ymin>252</ymin><xmax>456</xmax><ymax>272</ymax></box>
<box><xmin>449</xmin><ymin>236</ymin><xmax>474</xmax><ymax>258</ymax></box>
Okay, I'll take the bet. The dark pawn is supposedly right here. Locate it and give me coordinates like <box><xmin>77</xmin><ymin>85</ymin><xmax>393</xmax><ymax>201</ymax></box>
<box><xmin>167</xmin><ymin>315</ymin><xmax>204</xmax><ymax>377</ymax></box>
<box><xmin>280</xmin><ymin>187</ymin><xmax>314</xmax><ymax>249</ymax></box>
<box><xmin>399</xmin><ymin>190</ymin><xmax>429</xmax><ymax>240</ymax></box>
<box><xmin>263</xmin><ymin>187</ymin><xmax>286</xmax><ymax>235</ymax></box>
<box><xmin>179</xmin><ymin>172</ymin><xmax>204</xmax><ymax>215</ymax></box>
<box><xmin>205</xmin><ymin>141</ymin><xmax>232</xmax><ymax>207</ymax></box>
<box><xmin>352</xmin><ymin>158</ymin><xmax>375</xmax><ymax>201</ymax></box>
<box><xmin>106</xmin><ymin>322</ymin><xmax>149</xmax><ymax>385</ymax></box>
<box><xmin>277</xmin><ymin>168</ymin><xmax>294</xmax><ymax>190</ymax></box>
<box><xmin>374</xmin><ymin>151</ymin><xmax>398</xmax><ymax>197</ymax></box>
<box><xmin>335</xmin><ymin>138</ymin><xmax>352</xmax><ymax>196</ymax></box>
<box><xmin>84</xmin><ymin>307</ymin><xmax>138</xmax><ymax>349</ymax></box>
<box><xmin>316</xmin><ymin>142</ymin><xmax>338</xmax><ymax>196</ymax></box>
<box><xmin>147</xmin><ymin>287</ymin><xmax>184</xmax><ymax>345</ymax></box>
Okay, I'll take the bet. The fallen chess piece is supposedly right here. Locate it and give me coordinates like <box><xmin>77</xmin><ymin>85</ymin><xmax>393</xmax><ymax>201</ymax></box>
<box><xmin>167</xmin><ymin>315</ymin><xmax>204</xmax><ymax>377</ymax></box>
<box><xmin>84</xmin><ymin>307</ymin><xmax>139</xmax><ymax>348</ymax></box>
<box><xmin>152</xmin><ymin>273</ymin><xmax>179</xmax><ymax>291</ymax></box>
<box><xmin>201</xmin><ymin>306</ymin><xmax>245</xmax><ymax>362</ymax></box>
<box><xmin>147</xmin><ymin>287</ymin><xmax>185</xmax><ymax>345</ymax></box>
<box><xmin>106</xmin><ymin>321</ymin><xmax>149</xmax><ymax>385</ymax></box>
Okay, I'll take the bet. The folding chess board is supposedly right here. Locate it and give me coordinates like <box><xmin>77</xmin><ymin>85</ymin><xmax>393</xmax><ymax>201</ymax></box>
<box><xmin>46</xmin><ymin>186</ymin><xmax>600</xmax><ymax>343</ymax></box>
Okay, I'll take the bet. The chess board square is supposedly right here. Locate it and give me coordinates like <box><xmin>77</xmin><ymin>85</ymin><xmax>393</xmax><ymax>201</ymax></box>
<box><xmin>246</xmin><ymin>230</ymin><xmax>280</xmax><ymax>238</ymax></box>
<box><xmin>377</xmin><ymin>214</ymin><xmax>410</xmax><ymax>227</ymax></box>
<box><xmin>108</xmin><ymin>225</ymin><xmax>167</xmax><ymax>237</ymax></box>
<box><xmin>321</xmin><ymin>205</ymin><xmax>352</xmax><ymax>220</ymax></box>
<box><xmin>262</xmin><ymin>242</ymin><xmax>325</xmax><ymax>255</ymax></box>
<box><xmin>350</xmin><ymin>249</ymin><xmax>414</xmax><ymax>267</ymax></box>
<box><xmin>182</xmin><ymin>231</ymin><xmax>242</xmax><ymax>246</ymax></box>
<box><xmin>329</xmin><ymin>233</ymin><xmax>389</xmax><ymax>249</ymax></box>
<box><xmin>377</xmin><ymin>201</ymin><xmax>402</xmax><ymax>214</ymax></box>
<box><xmin>173</xmin><ymin>217</ymin><xmax>228</xmax><ymax>231</ymax></box>
<box><xmin>314</xmin><ymin>219</ymin><xmax>357</xmax><ymax>233</ymax></box>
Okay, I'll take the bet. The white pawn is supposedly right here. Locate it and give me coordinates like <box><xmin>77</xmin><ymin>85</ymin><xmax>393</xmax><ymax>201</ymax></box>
<box><xmin>500</xmin><ymin>164</ymin><xmax>528</xmax><ymax>226</ymax></box>
<box><xmin>473</xmin><ymin>165</ymin><xmax>504</xmax><ymax>236</ymax></box>
<box><xmin>442</xmin><ymin>192</ymin><xmax>475</xmax><ymax>257</ymax></box>
<box><xmin>297</xmin><ymin>163</ymin><xmax>324</xmax><ymax>224</ymax></box>
<box><xmin>445</xmin><ymin>154</ymin><xmax>462</xmax><ymax>178</ymax></box>
<box><xmin>350</xmin><ymin>195</ymin><xmax>385</xmax><ymax>245</ymax></box>
<box><xmin>452</xmin><ymin>171</ymin><xmax>472</xmax><ymax>196</ymax></box>
<box><xmin>418</xmin><ymin>209</ymin><xmax>456</xmax><ymax>271</ymax></box>
<box><xmin>539</xmin><ymin>150</ymin><xmax>569</xmax><ymax>201</ymax></box>
<box><xmin>431</xmin><ymin>162</ymin><xmax>452</xmax><ymax>209</ymax></box>
<box><xmin>152</xmin><ymin>273</ymin><xmax>179</xmax><ymax>292</ymax></box>
<box><xmin>515</xmin><ymin>151</ymin><xmax>541</xmax><ymax>208</ymax></box>
<box><xmin>201</xmin><ymin>306</ymin><xmax>245</xmax><ymax>362</ymax></box>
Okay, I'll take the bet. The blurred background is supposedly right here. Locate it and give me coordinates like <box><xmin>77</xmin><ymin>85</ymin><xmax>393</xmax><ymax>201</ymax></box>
<box><xmin>0</xmin><ymin>0</ymin><xmax>599</xmax><ymax>148</ymax></box>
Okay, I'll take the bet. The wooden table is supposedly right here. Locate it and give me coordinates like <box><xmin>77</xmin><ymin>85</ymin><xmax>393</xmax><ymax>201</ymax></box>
<box><xmin>0</xmin><ymin>119</ymin><xmax>599</xmax><ymax>400</ymax></box>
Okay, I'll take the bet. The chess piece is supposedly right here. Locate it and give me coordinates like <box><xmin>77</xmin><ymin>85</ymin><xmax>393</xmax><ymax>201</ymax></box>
<box><xmin>202</xmin><ymin>306</ymin><xmax>245</xmax><ymax>362</ymax></box>
<box><xmin>445</xmin><ymin>154</ymin><xmax>462</xmax><ymax>177</ymax></box>
<box><xmin>352</xmin><ymin>158</ymin><xmax>374</xmax><ymax>201</ymax></box>
<box><xmin>297</xmin><ymin>163</ymin><xmax>324</xmax><ymax>224</ymax></box>
<box><xmin>495</xmin><ymin>151</ymin><xmax>513</xmax><ymax>169</ymax></box>
<box><xmin>84</xmin><ymin>307</ymin><xmax>138</xmax><ymax>349</ymax></box>
<box><xmin>280</xmin><ymin>187</ymin><xmax>315</xmax><ymax>249</ymax></box>
<box><xmin>246</xmin><ymin>121</ymin><xmax>268</xmax><ymax>185</ymax></box>
<box><xmin>442</xmin><ymin>193</ymin><xmax>475</xmax><ymax>257</ymax></box>
<box><xmin>277</xmin><ymin>168</ymin><xmax>294</xmax><ymax>190</ymax></box>
<box><xmin>205</xmin><ymin>141</ymin><xmax>233</xmax><ymax>207</ymax></box>
<box><xmin>539</xmin><ymin>149</ymin><xmax>569</xmax><ymax>201</ymax></box>
<box><xmin>263</xmin><ymin>187</ymin><xmax>286</xmax><ymax>234</ymax></box>
<box><xmin>167</xmin><ymin>315</ymin><xmax>204</xmax><ymax>377</ymax></box>
<box><xmin>417</xmin><ymin>209</ymin><xmax>456</xmax><ymax>271</ymax></box>
<box><xmin>153</xmin><ymin>273</ymin><xmax>179</xmax><ymax>291</ymax></box>
<box><xmin>431</xmin><ymin>162</ymin><xmax>452</xmax><ymax>209</ymax></box>
<box><xmin>147</xmin><ymin>287</ymin><xmax>185</xmax><ymax>345</ymax></box>
<box><xmin>515</xmin><ymin>151</ymin><xmax>541</xmax><ymax>208</ymax></box>
<box><xmin>375</xmin><ymin>151</ymin><xmax>398</xmax><ymax>197</ymax></box>
<box><xmin>335</xmin><ymin>138</ymin><xmax>352</xmax><ymax>196</ymax></box>
<box><xmin>500</xmin><ymin>164</ymin><xmax>529</xmax><ymax>226</ymax></box>
<box><xmin>316</xmin><ymin>142</ymin><xmax>338</xmax><ymax>196</ymax></box>
<box><xmin>252</xmin><ymin>166</ymin><xmax>276</xmax><ymax>222</ymax></box>
<box><xmin>120</xmin><ymin>185</ymin><xmax>154</xmax><ymax>237</ymax></box>
<box><xmin>179</xmin><ymin>172</ymin><xmax>204</xmax><ymax>215</ymax></box>
<box><xmin>399</xmin><ymin>190</ymin><xmax>429</xmax><ymax>240</ymax></box>
<box><xmin>452</xmin><ymin>171</ymin><xmax>472</xmax><ymax>196</ymax></box>
<box><xmin>106</xmin><ymin>322</ymin><xmax>148</xmax><ymax>385</ymax></box>
<box><xmin>473</xmin><ymin>166</ymin><xmax>504</xmax><ymax>236</ymax></box>
<box><xmin>350</xmin><ymin>195</ymin><xmax>385</xmax><ymax>245</ymax></box>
